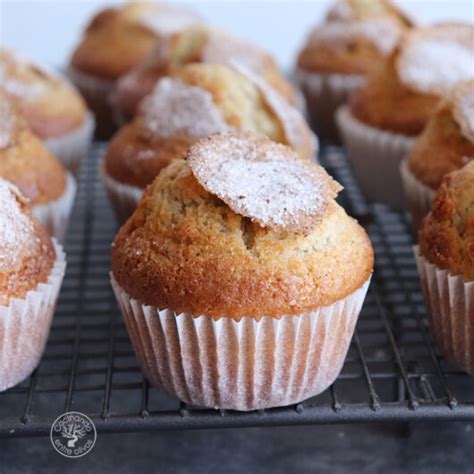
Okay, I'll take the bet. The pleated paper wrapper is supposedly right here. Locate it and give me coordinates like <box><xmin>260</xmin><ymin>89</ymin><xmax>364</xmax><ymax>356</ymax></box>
<box><xmin>0</xmin><ymin>241</ymin><xmax>66</xmax><ymax>392</ymax></box>
<box><xmin>400</xmin><ymin>160</ymin><xmax>436</xmax><ymax>233</ymax></box>
<box><xmin>100</xmin><ymin>159</ymin><xmax>143</xmax><ymax>224</ymax></box>
<box><xmin>296</xmin><ymin>69</ymin><xmax>365</xmax><ymax>143</ymax></box>
<box><xmin>111</xmin><ymin>275</ymin><xmax>371</xmax><ymax>411</ymax></box>
<box><xmin>67</xmin><ymin>65</ymin><xmax>117</xmax><ymax>138</ymax></box>
<box><xmin>44</xmin><ymin>112</ymin><xmax>95</xmax><ymax>175</ymax></box>
<box><xmin>32</xmin><ymin>172</ymin><xmax>76</xmax><ymax>242</ymax></box>
<box><xmin>415</xmin><ymin>247</ymin><xmax>474</xmax><ymax>374</ymax></box>
<box><xmin>336</xmin><ymin>106</ymin><xmax>416</xmax><ymax>209</ymax></box>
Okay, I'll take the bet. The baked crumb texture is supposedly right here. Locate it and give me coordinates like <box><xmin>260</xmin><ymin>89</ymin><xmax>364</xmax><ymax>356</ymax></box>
<box><xmin>112</xmin><ymin>132</ymin><xmax>374</xmax><ymax>319</ymax></box>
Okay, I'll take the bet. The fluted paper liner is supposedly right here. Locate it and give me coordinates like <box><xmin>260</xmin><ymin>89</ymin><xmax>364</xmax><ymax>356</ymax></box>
<box><xmin>111</xmin><ymin>275</ymin><xmax>371</xmax><ymax>411</ymax></box>
<box><xmin>400</xmin><ymin>160</ymin><xmax>436</xmax><ymax>233</ymax></box>
<box><xmin>296</xmin><ymin>69</ymin><xmax>364</xmax><ymax>143</ymax></box>
<box><xmin>415</xmin><ymin>247</ymin><xmax>474</xmax><ymax>374</ymax></box>
<box><xmin>0</xmin><ymin>241</ymin><xmax>66</xmax><ymax>392</ymax></box>
<box><xmin>67</xmin><ymin>65</ymin><xmax>117</xmax><ymax>138</ymax></box>
<box><xmin>44</xmin><ymin>112</ymin><xmax>95</xmax><ymax>175</ymax></box>
<box><xmin>100</xmin><ymin>159</ymin><xmax>143</xmax><ymax>224</ymax></box>
<box><xmin>336</xmin><ymin>106</ymin><xmax>416</xmax><ymax>209</ymax></box>
<box><xmin>32</xmin><ymin>173</ymin><xmax>76</xmax><ymax>242</ymax></box>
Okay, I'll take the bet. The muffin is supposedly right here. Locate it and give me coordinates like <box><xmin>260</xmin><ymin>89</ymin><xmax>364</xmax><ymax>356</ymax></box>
<box><xmin>111</xmin><ymin>132</ymin><xmax>374</xmax><ymax>411</ymax></box>
<box><xmin>415</xmin><ymin>161</ymin><xmax>474</xmax><ymax>374</ymax></box>
<box><xmin>296</xmin><ymin>0</ymin><xmax>413</xmax><ymax>142</ymax></box>
<box><xmin>103</xmin><ymin>63</ymin><xmax>317</xmax><ymax>223</ymax></box>
<box><xmin>401</xmin><ymin>80</ymin><xmax>474</xmax><ymax>231</ymax></box>
<box><xmin>68</xmin><ymin>2</ymin><xmax>201</xmax><ymax>137</ymax></box>
<box><xmin>0</xmin><ymin>48</ymin><xmax>94</xmax><ymax>174</ymax></box>
<box><xmin>111</xmin><ymin>24</ymin><xmax>303</xmax><ymax>123</ymax></box>
<box><xmin>337</xmin><ymin>22</ymin><xmax>474</xmax><ymax>209</ymax></box>
<box><xmin>0</xmin><ymin>93</ymin><xmax>76</xmax><ymax>241</ymax></box>
<box><xmin>0</xmin><ymin>178</ymin><xmax>66</xmax><ymax>391</ymax></box>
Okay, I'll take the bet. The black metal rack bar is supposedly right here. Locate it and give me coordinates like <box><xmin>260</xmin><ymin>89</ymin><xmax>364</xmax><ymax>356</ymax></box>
<box><xmin>1</xmin><ymin>143</ymin><xmax>473</xmax><ymax>438</ymax></box>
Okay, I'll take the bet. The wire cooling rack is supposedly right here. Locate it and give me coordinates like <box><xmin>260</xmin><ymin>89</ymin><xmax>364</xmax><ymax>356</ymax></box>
<box><xmin>1</xmin><ymin>144</ymin><xmax>473</xmax><ymax>438</ymax></box>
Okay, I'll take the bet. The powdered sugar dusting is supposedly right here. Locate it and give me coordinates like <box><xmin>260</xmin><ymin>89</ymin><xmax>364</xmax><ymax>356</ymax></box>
<box><xmin>140</xmin><ymin>78</ymin><xmax>230</xmax><ymax>138</ymax></box>
<box><xmin>0</xmin><ymin>99</ymin><xmax>17</xmax><ymax>149</ymax></box>
<box><xmin>137</xmin><ymin>4</ymin><xmax>201</xmax><ymax>36</ymax></box>
<box><xmin>397</xmin><ymin>24</ymin><xmax>474</xmax><ymax>95</ymax></box>
<box><xmin>202</xmin><ymin>30</ymin><xmax>271</xmax><ymax>76</ymax></box>
<box><xmin>452</xmin><ymin>80</ymin><xmax>474</xmax><ymax>143</ymax></box>
<box><xmin>309</xmin><ymin>18</ymin><xmax>401</xmax><ymax>55</ymax></box>
<box><xmin>0</xmin><ymin>179</ymin><xmax>35</xmax><ymax>272</ymax></box>
<box><xmin>187</xmin><ymin>133</ymin><xmax>341</xmax><ymax>234</ymax></box>
<box><xmin>230</xmin><ymin>62</ymin><xmax>318</xmax><ymax>158</ymax></box>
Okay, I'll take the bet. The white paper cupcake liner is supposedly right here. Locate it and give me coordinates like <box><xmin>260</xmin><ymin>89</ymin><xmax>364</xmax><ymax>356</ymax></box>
<box><xmin>32</xmin><ymin>173</ymin><xmax>76</xmax><ymax>242</ymax></box>
<box><xmin>43</xmin><ymin>112</ymin><xmax>95</xmax><ymax>175</ymax></box>
<box><xmin>111</xmin><ymin>275</ymin><xmax>371</xmax><ymax>411</ymax></box>
<box><xmin>100</xmin><ymin>158</ymin><xmax>143</xmax><ymax>224</ymax></box>
<box><xmin>400</xmin><ymin>160</ymin><xmax>436</xmax><ymax>233</ymax></box>
<box><xmin>336</xmin><ymin>106</ymin><xmax>416</xmax><ymax>209</ymax></box>
<box><xmin>0</xmin><ymin>241</ymin><xmax>66</xmax><ymax>392</ymax></box>
<box><xmin>66</xmin><ymin>65</ymin><xmax>117</xmax><ymax>138</ymax></box>
<box><xmin>415</xmin><ymin>247</ymin><xmax>474</xmax><ymax>374</ymax></box>
<box><xmin>296</xmin><ymin>69</ymin><xmax>365</xmax><ymax>143</ymax></box>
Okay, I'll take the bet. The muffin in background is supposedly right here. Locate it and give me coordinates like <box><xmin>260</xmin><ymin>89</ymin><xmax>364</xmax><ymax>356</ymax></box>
<box><xmin>296</xmin><ymin>0</ymin><xmax>413</xmax><ymax>142</ymax></box>
<box><xmin>68</xmin><ymin>1</ymin><xmax>201</xmax><ymax>137</ymax></box>
<box><xmin>401</xmin><ymin>80</ymin><xmax>474</xmax><ymax>231</ymax></box>
<box><xmin>0</xmin><ymin>92</ymin><xmax>76</xmax><ymax>241</ymax></box>
<box><xmin>337</xmin><ymin>22</ymin><xmax>474</xmax><ymax>209</ymax></box>
<box><xmin>111</xmin><ymin>132</ymin><xmax>374</xmax><ymax>411</ymax></box>
<box><xmin>103</xmin><ymin>63</ymin><xmax>317</xmax><ymax>223</ymax></box>
<box><xmin>0</xmin><ymin>178</ymin><xmax>66</xmax><ymax>391</ymax></box>
<box><xmin>0</xmin><ymin>48</ymin><xmax>94</xmax><ymax>174</ymax></box>
<box><xmin>415</xmin><ymin>161</ymin><xmax>474</xmax><ymax>374</ymax></box>
<box><xmin>111</xmin><ymin>24</ymin><xmax>303</xmax><ymax>123</ymax></box>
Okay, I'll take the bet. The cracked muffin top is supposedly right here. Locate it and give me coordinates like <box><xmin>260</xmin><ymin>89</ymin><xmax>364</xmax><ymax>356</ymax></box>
<box><xmin>0</xmin><ymin>48</ymin><xmax>87</xmax><ymax>138</ymax></box>
<box><xmin>0</xmin><ymin>92</ymin><xmax>66</xmax><ymax>205</ymax></box>
<box><xmin>297</xmin><ymin>0</ymin><xmax>413</xmax><ymax>76</ymax></box>
<box><xmin>104</xmin><ymin>63</ymin><xmax>317</xmax><ymax>189</ymax></box>
<box><xmin>419</xmin><ymin>161</ymin><xmax>474</xmax><ymax>281</ymax></box>
<box><xmin>407</xmin><ymin>80</ymin><xmax>474</xmax><ymax>189</ymax></box>
<box><xmin>111</xmin><ymin>24</ymin><xmax>302</xmax><ymax>119</ymax></box>
<box><xmin>0</xmin><ymin>178</ymin><xmax>55</xmax><ymax>306</ymax></box>
<box><xmin>350</xmin><ymin>22</ymin><xmax>474</xmax><ymax>135</ymax></box>
<box><xmin>111</xmin><ymin>132</ymin><xmax>374</xmax><ymax>319</ymax></box>
<box><xmin>70</xmin><ymin>2</ymin><xmax>201</xmax><ymax>81</ymax></box>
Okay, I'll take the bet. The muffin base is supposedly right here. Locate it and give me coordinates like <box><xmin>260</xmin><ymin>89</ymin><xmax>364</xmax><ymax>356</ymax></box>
<box><xmin>0</xmin><ymin>241</ymin><xmax>66</xmax><ymax>392</ymax></box>
<box><xmin>400</xmin><ymin>160</ymin><xmax>436</xmax><ymax>234</ymax></box>
<box><xmin>67</xmin><ymin>66</ymin><xmax>117</xmax><ymax>139</ymax></box>
<box><xmin>415</xmin><ymin>248</ymin><xmax>474</xmax><ymax>374</ymax></box>
<box><xmin>100</xmin><ymin>159</ymin><xmax>143</xmax><ymax>224</ymax></box>
<box><xmin>336</xmin><ymin>106</ymin><xmax>416</xmax><ymax>209</ymax></box>
<box><xmin>32</xmin><ymin>172</ymin><xmax>76</xmax><ymax>242</ymax></box>
<box><xmin>297</xmin><ymin>69</ymin><xmax>364</xmax><ymax>144</ymax></box>
<box><xmin>111</xmin><ymin>275</ymin><xmax>371</xmax><ymax>411</ymax></box>
<box><xmin>43</xmin><ymin>112</ymin><xmax>95</xmax><ymax>175</ymax></box>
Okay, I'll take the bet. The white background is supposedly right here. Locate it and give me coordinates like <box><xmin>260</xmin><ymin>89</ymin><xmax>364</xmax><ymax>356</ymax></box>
<box><xmin>1</xmin><ymin>0</ymin><xmax>473</xmax><ymax>70</ymax></box>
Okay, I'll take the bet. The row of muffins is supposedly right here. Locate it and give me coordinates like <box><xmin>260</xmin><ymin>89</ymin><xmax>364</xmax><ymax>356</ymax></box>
<box><xmin>1</xmin><ymin>0</ymin><xmax>473</xmax><ymax>408</ymax></box>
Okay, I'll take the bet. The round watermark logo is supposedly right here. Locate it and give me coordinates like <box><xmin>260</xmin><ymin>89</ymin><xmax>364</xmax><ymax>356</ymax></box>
<box><xmin>50</xmin><ymin>411</ymin><xmax>97</xmax><ymax>458</ymax></box>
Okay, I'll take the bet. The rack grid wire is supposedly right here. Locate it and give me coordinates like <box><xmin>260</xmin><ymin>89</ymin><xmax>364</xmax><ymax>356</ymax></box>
<box><xmin>1</xmin><ymin>143</ymin><xmax>473</xmax><ymax>438</ymax></box>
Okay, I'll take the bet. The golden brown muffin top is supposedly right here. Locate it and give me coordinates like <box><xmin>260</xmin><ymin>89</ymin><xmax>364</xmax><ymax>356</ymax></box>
<box><xmin>0</xmin><ymin>179</ymin><xmax>55</xmax><ymax>306</ymax></box>
<box><xmin>419</xmin><ymin>161</ymin><xmax>474</xmax><ymax>281</ymax></box>
<box><xmin>105</xmin><ymin>63</ymin><xmax>317</xmax><ymax>188</ymax></box>
<box><xmin>70</xmin><ymin>2</ymin><xmax>201</xmax><ymax>80</ymax></box>
<box><xmin>0</xmin><ymin>48</ymin><xmax>87</xmax><ymax>138</ymax></box>
<box><xmin>407</xmin><ymin>80</ymin><xmax>474</xmax><ymax>189</ymax></box>
<box><xmin>297</xmin><ymin>0</ymin><xmax>412</xmax><ymax>75</ymax></box>
<box><xmin>0</xmin><ymin>94</ymin><xmax>67</xmax><ymax>205</ymax></box>
<box><xmin>112</xmin><ymin>133</ymin><xmax>374</xmax><ymax>319</ymax></box>
<box><xmin>350</xmin><ymin>22</ymin><xmax>474</xmax><ymax>135</ymax></box>
<box><xmin>112</xmin><ymin>24</ymin><xmax>301</xmax><ymax>117</ymax></box>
